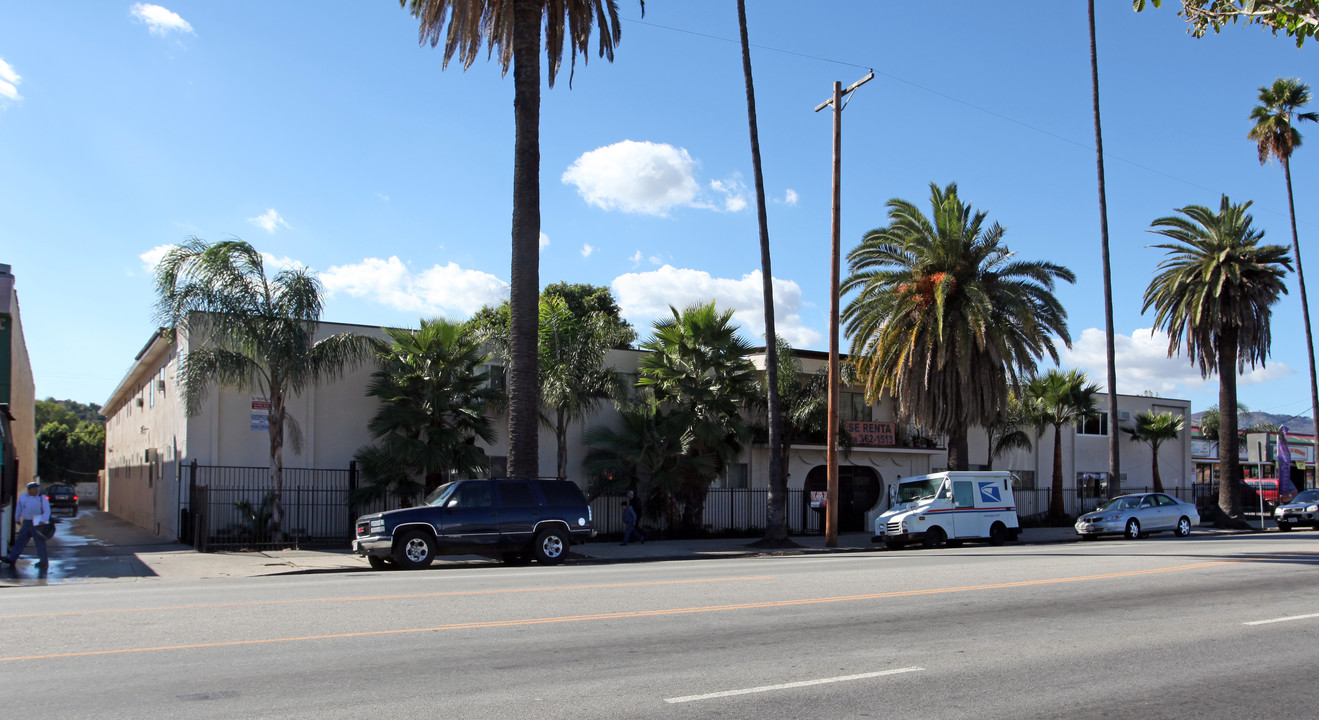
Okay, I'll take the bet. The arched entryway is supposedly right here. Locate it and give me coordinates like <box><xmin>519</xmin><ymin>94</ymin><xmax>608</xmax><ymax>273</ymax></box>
<box><xmin>803</xmin><ymin>466</ymin><xmax>882</xmax><ymax>532</ymax></box>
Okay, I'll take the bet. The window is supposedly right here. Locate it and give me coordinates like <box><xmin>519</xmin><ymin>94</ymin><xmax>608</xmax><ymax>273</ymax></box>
<box><xmin>840</xmin><ymin>392</ymin><xmax>870</xmax><ymax>423</ymax></box>
<box><xmin>952</xmin><ymin>481</ymin><xmax>975</xmax><ymax>508</ymax></box>
<box><xmin>1077</xmin><ymin>412</ymin><xmax>1108</xmax><ymax>436</ymax></box>
<box><xmin>497</xmin><ymin>480</ymin><xmax>536</xmax><ymax>508</ymax></box>
<box><xmin>722</xmin><ymin>463</ymin><xmax>749</xmax><ymax>489</ymax></box>
<box><xmin>451</xmin><ymin>482</ymin><xmax>493</xmax><ymax>508</ymax></box>
<box><xmin>1009</xmin><ymin>471</ymin><xmax>1035</xmax><ymax>490</ymax></box>
<box><xmin>485</xmin><ymin>364</ymin><xmax>507</xmax><ymax>392</ymax></box>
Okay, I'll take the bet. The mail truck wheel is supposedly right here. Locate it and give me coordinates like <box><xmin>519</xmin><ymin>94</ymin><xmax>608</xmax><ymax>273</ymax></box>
<box><xmin>922</xmin><ymin>526</ymin><xmax>946</xmax><ymax>548</ymax></box>
<box><xmin>989</xmin><ymin>522</ymin><xmax>1008</xmax><ymax>546</ymax></box>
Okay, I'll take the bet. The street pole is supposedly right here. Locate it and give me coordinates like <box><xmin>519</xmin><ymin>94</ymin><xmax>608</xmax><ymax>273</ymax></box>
<box><xmin>816</xmin><ymin>70</ymin><xmax>872</xmax><ymax>548</ymax></box>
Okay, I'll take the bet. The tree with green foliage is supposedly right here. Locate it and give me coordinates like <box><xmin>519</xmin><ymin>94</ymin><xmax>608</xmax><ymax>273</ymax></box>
<box><xmin>582</xmin><ymin>393</ymin><xmax>690</xmax><ymax>526</ymax></box>
<box><xmin>1122</xmin><ymin>411</ymin><xmax>1186</xmax><ymax>493</ymax></box>
<box><xmin>1135</xmin><ymin>1</ymin><xmax>1319</xmax><ymax>47</ymax></box>
<box><xmin>1251</xmin><ymin>78</ymin><xmax>1319</xmax><ymax>437</ymax></box>
<box><xmin>841</xmin><ymin>182</ymin><xmax>1075</xmax><ymax>471</ymax></box>
<box><xmin>1143</xmin><ymin>196</ymin><xmax>1291</xmax><ymax>523</ymax></box>
<box><xmin>984</xmin><ymin>394</ymin><xmax>1034</xmax><ymax>472</ymax></box>
<box><xmin>638</xmin><ymin>302</ymin><xmax>759</xmax><ymax>529</ymax></box>
<box><xmin>354</xmin><ymin>318</ymin><xmax>502</xmax><ymax>506</ymax></box>
<box><xmin>154</xmin><ymin>238</ymin><xmax>374</xmax><ymax>543</ymax></box>
<box><xmin>35</xmin><ymin>399</ymin><xmax>105</xmax><ymax>483</ymax></box>
<box><xmin>400</xmin><ymin>0</ymin><xmax>641</xmax><ymax>479</ymax></box>
<box><xmin>1024</xmin><ymin>368</ymin><xmax>1102</xmax><ymax>521</ymax></box>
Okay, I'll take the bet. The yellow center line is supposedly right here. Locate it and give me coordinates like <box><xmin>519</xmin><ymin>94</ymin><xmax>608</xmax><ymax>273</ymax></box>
<box><xmin>0</xmin><ymin>576</ymin><xmax>775</xmax><ymax>620</ymax></box>
<box><xmin>0</xmin><ymin>556</ymin><xmax>1266</xmax><ymax>663</ymax></box>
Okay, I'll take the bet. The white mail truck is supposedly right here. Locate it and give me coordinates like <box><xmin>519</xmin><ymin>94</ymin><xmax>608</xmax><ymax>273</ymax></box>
<box><xmin>871</xmin><ymin>471</ymin><xmax>1020</xmax><ymax>549</ymax></box>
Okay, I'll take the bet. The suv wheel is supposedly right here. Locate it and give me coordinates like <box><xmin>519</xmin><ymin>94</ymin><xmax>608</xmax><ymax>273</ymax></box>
<box><xmin>533</xmin><ymin>527</ymin><xmax>570</xmax><ymax>565</ymax></box>
<box><xmin>395</xmin><ymin>530</ymin><xmax>436</xmax><ymax>570</ymax></box>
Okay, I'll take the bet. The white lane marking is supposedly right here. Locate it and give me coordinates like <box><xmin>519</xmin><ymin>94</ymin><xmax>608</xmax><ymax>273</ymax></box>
<box><xmin>664</xmin><ymin>667</ymin><xmax>924</xmax><ymax>704</ymax></box>
<box><xmin>1244</xmin><ymin>612</ymin><xmax>1319</xmax><ymax>626</ymax></box>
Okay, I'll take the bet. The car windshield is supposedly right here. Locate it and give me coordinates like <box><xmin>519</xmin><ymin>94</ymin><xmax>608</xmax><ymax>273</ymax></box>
<box><xmin>897</xmin><ymin>478</ymin><xmax>944</xmax><ymax>503</ymax></box>
<box><xmin>423</xmin><ymin>482</ymin><xmax>458</xmax><ymax>507</ymax></box>
<box><xmin>1098</xmin><ymin>496</ymin><xmax>1142</xmax><ymax>511</ymax></box>
<box><xmin>1292</xmin><ymin>490</ymin><xmax>1319</xmax><ymax>504</ymax></box>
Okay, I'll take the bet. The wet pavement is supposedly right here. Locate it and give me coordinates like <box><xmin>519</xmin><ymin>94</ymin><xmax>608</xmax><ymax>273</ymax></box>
<box><xmin>1</xmin><ymin>506</ymin><xmax>1258</xmax><ymax>588</ymax></box>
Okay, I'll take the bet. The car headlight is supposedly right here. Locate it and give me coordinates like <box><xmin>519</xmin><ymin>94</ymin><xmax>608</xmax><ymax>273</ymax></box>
<box><xmin>369</xmin><ymin>519</ymin><xmax>384</xmax><ymax>532</ymax></box>
<box><xmin>1105</xmin><ymin>513</ymin><xmax>1123</xmax><ymax>521</ymax></box>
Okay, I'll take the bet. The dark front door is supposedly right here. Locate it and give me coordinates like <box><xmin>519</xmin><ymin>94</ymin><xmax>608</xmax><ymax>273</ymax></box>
<box><xmin>495</xmin><ymin>479</ymin><xmax>539</xmax><ymax>548</ymax></box>
<box><xmin>437</xmin><ymin>481</ymin><xmax>501</xmax><ymax>550</ymax></box>
<box><xmin>803</xmin><ymin>465</ymin><xmax>883</xmax><ymax>532</ymax></box>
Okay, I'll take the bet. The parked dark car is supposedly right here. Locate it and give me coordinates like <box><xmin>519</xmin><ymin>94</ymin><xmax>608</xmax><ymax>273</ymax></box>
<box><xmin>352</xmin><ymin>478</ymin><xmax>595</xmax><ymax>570</ymax></box>
<box><xmin>45</xmin><ymin>483</ymin><xmax>78</xmax><ymax>513</ymax></box>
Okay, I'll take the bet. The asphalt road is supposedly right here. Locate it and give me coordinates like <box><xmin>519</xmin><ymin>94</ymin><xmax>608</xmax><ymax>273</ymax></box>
<box><xmin>5</xmin><ymin>533</ymin><xmax>1318</xmax><ymax>719</ymax></box>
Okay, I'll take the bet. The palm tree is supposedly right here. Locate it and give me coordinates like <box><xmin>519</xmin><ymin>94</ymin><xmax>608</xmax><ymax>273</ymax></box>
<box><xmin>638</xmin><ymin>302</ymin><xmax>759</xmax><ymax>528</ymax></box>
<box><xmin>353</xmin><ymin>319</ymin><xmax>502</xmax><ymax>505</ymax></box>
<box><xmin>1250</xmin><ymin>77</ymin><xmax>1319</xmax><ymax>439</ymax></box>
<box><xmin>735</xmin><ymin>0</ymin><xmax>786</xmax><ymax>547</ymax></box>
<box><xmin>1143</xmin><ymin>195</ymin><xmax>1291</xmax><ymax>524</ymax></box>
<box><xmin>985</xmin><ymin>393</ymin><xmax>1033</xmax><ymax>471</ymax></box>
<box><xmin>1121</xmin><ymin>411</ymin><xmax>1185</xmax><ymax>493</ymax></box>
<box><xmin>582</xmin><ymin>394</ymin><xmax>687</xmax><ymax>527</ymax></box>
<box><xmin>538</xmin><ymin>295</ymin><xmax>628</xmax><ymax>479</ymax></box>
<box><xmin>1024</xmin><ymin>369</ymin><xmax>1101</xmax><ymax>521</ymax></box>
<box><xmin>154</xmin><ymin>238</ymin><xmax>374</xmax><ymax>543</ymax></box>
<box><xmin>841</xmin><ymin>182</ymin><xmax>1076</xmax><ymax>471</ymax></box>
<box><xmin>1088</xmin><ymin>0</ymin><xmax>1123</xmax><ymax>495</ymax></box>
<box><xmin>401</xmin><ymin>0</ymin><xmax>640</xmax><ymax>478</ymax></box>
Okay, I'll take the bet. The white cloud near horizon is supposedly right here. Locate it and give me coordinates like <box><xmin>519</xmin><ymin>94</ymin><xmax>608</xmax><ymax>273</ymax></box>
<box><xmin>612</xmin><ymin>265</ymin><xmax>820</xmax><ymax>347</ymax></box>
<box><xmin>0</xmin><ymin>57</ymin><xmax>22</xmax><ymax>103</ymax></box>
<box><xmin>540</xmin><ymin>232</ymin><xmax>550</xmax><ymax>249</ymax></box>
<box><xmin>781</xmin><ymin>188</ymin><xmax>799</xmax><ymax>206</ymax></box>
<box><xmin>322</xmin><ymin>256</ymin><xmax>508</xmax><ymax>316</ymax></box>
<box><xmin>248</xmin><ymin>208</ymin><xmax>290</xmax><ymax>233</ymax></box>
<box><xmin>1060</xmin><ymin>326</ymin><xmax>1294</xmax><ymax>398</ymax></box>
<box><xmin>562</xmin><ymin>140</ymin><xmax>749</xmax><ymax>216</ymax></box>
<box><xmin>581</xmin><ymin>243</ymin><xmax>595</xmax><ymax>258</ymax></box>
<box><xmin>131</xmin><ymin>3</ymin><xmax>194</xmax><ymax>35</ymax></box>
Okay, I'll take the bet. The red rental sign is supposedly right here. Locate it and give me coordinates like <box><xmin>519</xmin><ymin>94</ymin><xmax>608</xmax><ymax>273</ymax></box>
<box><xmin>845</xmin><ymin>421</ymin><xmax>895</xmax><ymax>447</ymax></box>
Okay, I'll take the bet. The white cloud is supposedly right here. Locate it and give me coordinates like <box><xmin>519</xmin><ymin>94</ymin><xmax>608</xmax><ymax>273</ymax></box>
<box><xmin>375</xmin><ymin>192</ymin><xmax>390</xmax><ymax>203</ymax></box>
<box><xmin>248</xmin><ymin>209</ymin><xmax>290</xmax><ymax>233</ymax></box>
<box><xmin>612</xmin><ymin>265</ymin><xmax>821</xmax><ymax>347</ymax></box>
<box><xmin>139</xmin><ymin>244</ymin><xmax>174</xmax><ymax>273</ymax></box>
<box><xmin>562</xmin><ymin>140</ymin><xmax>701</xmax><ymax>216</ymax></box>
<box><xmin>781</xmin><ymin>188</ymin><xmax>799</xmax><ymax>206</ymax></box>
<box><xmin>540</xmin><ymin>232</ymin><xmax>550</xmax><ymax>249</ymax></box>
<box><xmin>709</xmin><ymin>176</ymin><xmax>749</xmax><ymax>212</ymax></box>
<box><xmin>1060</xmin><ymin>326</ymin><xmax>1294</xmax><ymax>396</ymax></box>
<box><xmin>322</xmin><ymin>256</ymin><xmax>508</xmax><ymax>316</ymax></box>
<box><xmin>131</xmin><ymin>4</ymin><xmax>194</xmax><ymax>36</ymax></box>
<box><xmin>581</xmin><ymin>243</ymin><xmax>595</xmax><ymax>258</ymax></box>
<box><xmin>629</xmin><ymin>250</ymin><xmax>643</xmax><ymax>267</ymax></box>
<box><xmin>0</xmin><ymin>57</ymin><xmax>21</xmax><ymax>103</ymax></box>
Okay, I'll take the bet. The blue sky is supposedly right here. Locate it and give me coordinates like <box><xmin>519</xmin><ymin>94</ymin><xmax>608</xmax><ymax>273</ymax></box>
<box><xmin>1</xmin><ymin>2</ymin><xmax>1315</xmax><ymax>421</ymax></box>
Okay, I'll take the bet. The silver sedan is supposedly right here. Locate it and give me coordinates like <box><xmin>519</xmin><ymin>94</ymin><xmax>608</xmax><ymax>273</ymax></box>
<box><xmin>1074</xmin><ymin>493</ymin><xmax>1200</xmax><ymax>540</ymax></box>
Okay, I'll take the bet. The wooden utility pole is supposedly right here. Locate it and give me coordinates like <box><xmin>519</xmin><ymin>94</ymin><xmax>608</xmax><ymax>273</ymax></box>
<box><xmin>816</xmin><ymin>71</ymin><xmax>872</xmax><ymax>548</ymax></box>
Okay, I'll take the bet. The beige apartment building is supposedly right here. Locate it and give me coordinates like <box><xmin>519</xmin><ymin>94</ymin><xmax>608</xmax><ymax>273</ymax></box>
<box><xmin>1</xmin><ymin>263</ymin><xmax>38</xmax><ymax>559</ymax></box>
<box><xmin>103</xmin><ymin>316</ymin><xmax>1192</xmax><ymax>539</ymax></box>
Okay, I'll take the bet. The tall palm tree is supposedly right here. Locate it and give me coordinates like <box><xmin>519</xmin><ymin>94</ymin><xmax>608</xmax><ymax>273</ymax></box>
<box><xmin>401</xmin><ymin>0</ymin><xmax>640</xmax><ymax>478</ymax></box>
<box><xmin>638</xmin><ymin>302</ymin><xmax>759</xmax><ymax>528</ymax></box>
<box><xmin>1121</xmin><ymin>410</ymin><xmax>1185</xmax><ymax>493</ymax></box>
<box><xmin>1143</xmin><ymin>195</ymin><xmax>1291</xmax><ymax>523</ymax></box>
<box><xmin>985</xmin><ymin>393</ymin><xmax>1033</xmax><ymax>471</ymax></box>
<box><xmin>1089</xmin><ymin>0</ymin><xmax>1123</xmax><ymax>495</ymax></box>
<box><xmin>538</xmin><ymin>295</ymin><xmax>628</xmax><ymax>479</ymax></box>
<box><xmin>1024</xmin><ymin>369</ymin><xmax>1101</xmax><ymax>521</ymax></box>
<box><xmin>841</xmin><ymin>182</ymin><xmax>1076</xmax><ymax>470</ymax></box>
<box><xmin>154</xmin><ymin>238</ymin><xmax>373</xmax><ymax>543</ymax></box>
<box><xmin>735</xmin><ymin>0</ymin><xmax>786</xmax><ymax>546</ymax></box>
<box><xmin>1250</xmin><ymin>77</ymin><xmax>1319</xmax><ymax>438</ymax></box>
<box><xmin>353</xmin><ymin>318</ymin><xmax>502</xmax><ymax>505</ymax></box>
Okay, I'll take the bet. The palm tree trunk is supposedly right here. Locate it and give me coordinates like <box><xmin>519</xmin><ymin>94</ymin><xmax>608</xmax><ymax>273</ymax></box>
<box><xmin>507</xmin><ymin>0</ymin><xmax>542</xmax><ymax>479</ymax></box>
<box><xmin>737</xmin><ymin>0</ymin><xmax>787</xmax><ymax>544</ymax></box>
<box><xmin>556</xmin><ymin>410</ymin><xmax>569</xmax><ymax>480</ymax></box>
<box><xmin>1088</xmin><ymin>0</ymin><xmax>1122</xmax><ymax>498</ymax></box>
<box><xmin>1283</xmin><ymin>157</ymin><xmax>1319</xmax><ymax>470</ymax></box>
<box><xmin>1151</xmin><ymin>442</ymin><xmax>1164</xmax><ymax>493</ymax></box>
<box><xmin>1218</xmin><ymin>332</ymin><xmax>1244</xmax><ymax>522</ymax></box>
<box><xmin>267</xmin><ymin>387</ymin><xmax>285</xmax><ymax>544</ymax></box>
<box><xmin>947</xmin><ymin>430</ymin><xmax>969</xmax><ymax>472</ymax></box>
<box><xmin>1049</xmin><ymin>424</ymin><xmax>1066</xmax><ymax>521</ymax></box>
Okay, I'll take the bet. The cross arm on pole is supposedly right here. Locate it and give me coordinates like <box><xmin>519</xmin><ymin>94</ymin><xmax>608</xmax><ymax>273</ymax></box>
<box><xmin>814</xmin><ymin>70</ymin><xmax>874</xmax><ymax>112</ymax></box>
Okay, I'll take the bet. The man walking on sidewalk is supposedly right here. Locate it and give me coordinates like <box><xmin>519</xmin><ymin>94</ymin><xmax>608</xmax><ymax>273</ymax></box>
<box><xmin>2</xmin><ymin>481</ymin><xmax>50</xmax><ymax>568</ymax></box>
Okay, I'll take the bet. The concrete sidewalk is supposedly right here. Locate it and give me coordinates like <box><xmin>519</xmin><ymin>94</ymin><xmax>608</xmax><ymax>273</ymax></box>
<box><xmin>1</xmin><ymin>508</ymin><xmax>1098</xmax><ymax>586</ymax></box>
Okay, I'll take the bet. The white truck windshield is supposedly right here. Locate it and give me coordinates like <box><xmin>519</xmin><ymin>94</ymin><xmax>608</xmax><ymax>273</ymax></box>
<box><xmin>897</xmin><ymin>478</ymin><xmax>944</xmax><ymax>503</ymax></box>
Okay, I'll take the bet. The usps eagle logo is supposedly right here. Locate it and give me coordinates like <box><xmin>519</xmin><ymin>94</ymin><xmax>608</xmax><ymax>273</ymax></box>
<box><xmin>978</xmin><ymin>483</ymin><xmax>1001</xmax><ymax>504</ymax></box>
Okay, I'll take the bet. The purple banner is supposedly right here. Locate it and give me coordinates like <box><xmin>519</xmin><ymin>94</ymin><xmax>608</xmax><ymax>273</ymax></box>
<box><xmin>1278</xmin><ymin>426</ymin><xmax>1298</xmax><ymax>495</ymax></box>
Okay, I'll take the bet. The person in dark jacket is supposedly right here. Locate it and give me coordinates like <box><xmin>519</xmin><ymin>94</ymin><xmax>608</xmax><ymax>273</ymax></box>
<box><xmin>620</xmin><ymin>500</ymin><xmax>645</xmax><ymax>546</ymax></box>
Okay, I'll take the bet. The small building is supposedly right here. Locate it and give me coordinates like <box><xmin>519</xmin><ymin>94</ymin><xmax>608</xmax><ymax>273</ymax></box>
<box><xmin>0</xmin><ymin>263</ymin><xmax>38</xmax><ymax>558</ymax></box>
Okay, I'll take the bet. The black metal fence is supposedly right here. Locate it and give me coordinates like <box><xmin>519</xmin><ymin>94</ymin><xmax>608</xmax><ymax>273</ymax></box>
<box><xmin>590</xmin><ymin>489</ymin><xmax>825</xmax><ymax>538</ymax></box>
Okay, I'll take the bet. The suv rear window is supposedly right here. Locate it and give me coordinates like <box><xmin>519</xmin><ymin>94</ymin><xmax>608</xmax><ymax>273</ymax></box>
<box><xmin>536</xmin><ymin>480</ymin><xmax>586</xmax><ymax>507</ymax></box>
<box><xmin>497</xmin><ymin>479</ymin><xmax>537</xmax><ymax>508</ymax></box>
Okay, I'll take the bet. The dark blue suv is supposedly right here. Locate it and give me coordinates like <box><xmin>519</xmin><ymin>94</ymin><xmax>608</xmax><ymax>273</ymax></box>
<box><xmin>352</xmin><ymin>478</ymin><xmax>595</xmax><ymax>570</ymax></box>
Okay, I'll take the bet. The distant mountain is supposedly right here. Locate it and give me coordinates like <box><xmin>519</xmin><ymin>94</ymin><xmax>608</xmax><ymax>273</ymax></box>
<box><xmin>1188</xmin><ymin>410</ymin><xmax>1314</xmax><ymax>437</ymax></box>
